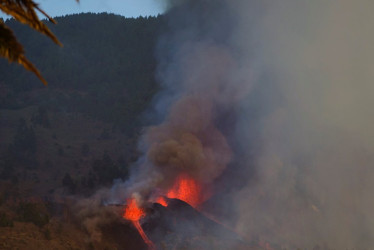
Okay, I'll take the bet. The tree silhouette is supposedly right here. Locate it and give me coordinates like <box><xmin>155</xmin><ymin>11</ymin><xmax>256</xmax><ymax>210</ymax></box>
<box><xmin>0</xmin><ymin>0</ymin><xmax>78</xmax><ymax>85</ymax></box>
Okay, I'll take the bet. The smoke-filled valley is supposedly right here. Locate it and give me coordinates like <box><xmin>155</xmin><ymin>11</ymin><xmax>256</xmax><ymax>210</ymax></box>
<box><xmin>1</xmin><ymin>1</ymin><xmax>374</xmax><ymax>249</ymax></box>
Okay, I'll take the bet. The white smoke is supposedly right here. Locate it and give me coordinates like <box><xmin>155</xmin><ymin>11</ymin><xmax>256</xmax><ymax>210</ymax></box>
<box><xmin>112</xmin><ymin>0</ymin><xmax>374</xmax><ymax>248</ymax></box>
<box><xmin>232</xmin><ymin>0</ymin><xmax>374</xmax><ymax>248</ymax></box>
<box><xmin>115</xmin><ymin>0</ymin><xmax>250</xmax><ymax>205</ymax></box>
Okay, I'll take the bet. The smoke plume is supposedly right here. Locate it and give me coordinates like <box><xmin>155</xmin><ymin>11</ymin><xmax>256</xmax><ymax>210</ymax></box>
<box><xmin>232</xmin><ymin>0</ymin><xmax>374</xmax><ymax>249</ymax></box>
<box><xmin>110</xmin><ymin>0</ymin><xmax>374</xmax><ymax>248</ymax></box>
<box><xmin>110</xmin><ymin>0</ymin><xmax>250</xmax><ymax>204</ymax></box>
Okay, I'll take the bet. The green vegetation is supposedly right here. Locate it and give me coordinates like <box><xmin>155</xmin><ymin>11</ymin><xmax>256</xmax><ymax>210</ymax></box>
<box><xmin>0</xmin><ymin>13</ymin><xmax>164</xmax><ymax>197</ymax></box>
<box><xmin>0</xmin><ymin>12</ymin><xmax>164</xmax><ymax>249</ymax></box>
<box><xmin>1</xmin><ymin>13</ymin><xmax>162</xmax><ymax>128</ymax></box>
<box><xmin>0</xmin><ymin>12</ymin><xmax>163</xmax><ymax>246</ymax></box>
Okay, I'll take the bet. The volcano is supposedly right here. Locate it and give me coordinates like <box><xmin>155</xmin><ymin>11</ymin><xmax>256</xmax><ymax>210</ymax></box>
<box><xmin>116</xmin><ymin>173</ymin><xmax>265</xmax><ymax>249</ymax></box>
<box><xmin>144</xmin><ymin>198</ymin><xmax>250</xmax><ymax>249</ymax></box>
<box><xmin>109</xmin><ymin>198</ymin><xmax>261</xmax><ymax>250</ymax></box>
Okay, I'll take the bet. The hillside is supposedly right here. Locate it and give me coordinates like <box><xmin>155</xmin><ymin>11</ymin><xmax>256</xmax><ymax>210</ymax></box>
<box><xmin>0</xmin><ymin>13</ymin><xmax>164</xmax><ymax>248</ymax></box>
<box><xmin>0</xmin><ymin>12</ymin><xmax>164</xmax><ymax>194</ymax></box>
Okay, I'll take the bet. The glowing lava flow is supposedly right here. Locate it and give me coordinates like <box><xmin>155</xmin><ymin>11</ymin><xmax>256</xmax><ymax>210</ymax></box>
<box><xmin>123</xmin><ymin>198</ymin><xmax>155</xmax><ymax>250</ymax></box>
<box><xmin>132</xmin><ymin>220</ymin><xmax>155</xmax><ymax>250</ymax></box>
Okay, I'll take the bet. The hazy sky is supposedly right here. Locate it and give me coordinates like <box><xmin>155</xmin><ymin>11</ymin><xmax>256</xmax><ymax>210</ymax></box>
<box><xmin>1</xmin><ymin>0</ymin><xmax>164</xmax><ymax>19</ymax></box>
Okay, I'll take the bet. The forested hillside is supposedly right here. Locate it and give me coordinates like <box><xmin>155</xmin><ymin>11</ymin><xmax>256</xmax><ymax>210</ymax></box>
<box><xmin>1</xmin><ymin>13</ymin><xmax>162</xmax><ymax>126</ymax></box>
<box><xmin>0</xmin><ymin>13</ymin><xmax>165</xmax><ymax>249</ymax></box>
<box><xmin>0</xmin><ymin>13</ymin><xmax>164</xmax><ymax>198</ymax></box>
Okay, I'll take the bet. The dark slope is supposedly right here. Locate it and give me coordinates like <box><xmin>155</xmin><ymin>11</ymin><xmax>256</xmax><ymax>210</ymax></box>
<box><xmin>141</xmin><ymin>199</ymin><xmax>258</xmax><ymax>250</ymax></box>
<box><xmin>0</xmin><ymin>13</ymin><xmax>163</xmax><ymax>126</ymax></box>
<box><xmin>0</xmin><ymin>13</ymin><xmax>165</xmax><ymax>197</ymax></box>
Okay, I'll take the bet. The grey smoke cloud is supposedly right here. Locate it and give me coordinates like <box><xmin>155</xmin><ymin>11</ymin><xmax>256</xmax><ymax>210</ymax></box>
<box><xmin>109</xmin><ymin>0</ymin><xmax>374</xmax><ymax>248</ymax></box>
<box><xmin>232</xmin><ymin>0</ymin><xmax>374</xmax><ymax>248</ymax></box>
<box><xmin>116</xmin><ymin>0</ymin><xmax>247</xmax><ymax>204</ymax></box>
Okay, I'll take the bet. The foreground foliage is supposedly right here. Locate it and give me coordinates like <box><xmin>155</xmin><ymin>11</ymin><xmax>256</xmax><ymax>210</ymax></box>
<box><xmin>0</xmin><ymin>0</ymin><xmax>78</xmax><ymax>84</ymax></box>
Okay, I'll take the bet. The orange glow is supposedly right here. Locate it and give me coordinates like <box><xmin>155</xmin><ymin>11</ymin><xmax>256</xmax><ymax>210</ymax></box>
<box><xmin>132</xmin><ymin>220</ymin><xmax>155</xmax><ymax>250</ymax></box>
<box><xmin>123</xmin><ymin>198</ymin><xmax>155</xmax><ymax>250</ymax></box>
<box><xmin>156</xmin><ymin>196</ymin><xmax>168</xmax><ymax>207</ymax></box>
<box><xmin>123</xmin><ymin>198</ymin><xmax>145</xmax><ymax>221</ymax></box>
<box><xmin>166</xmin><ymin>174</ymin><xmax>203</xmax><ymax>208</ymax></box>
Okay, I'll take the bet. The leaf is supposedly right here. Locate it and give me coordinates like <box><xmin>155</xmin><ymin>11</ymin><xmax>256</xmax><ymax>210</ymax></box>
<box><xmin>0</xmin><ymin>20</ymin><xmax>47</xmax><ymax>85</ymax></box>
<box><xmin>0</xmin><ymin>0</ymin><xmax>79</xmax><ymax>85</ymax></box>
<box><xmin>0</xmin><ymin>0</ymin><xmax>61</xmax><ymax>46</ymax></box>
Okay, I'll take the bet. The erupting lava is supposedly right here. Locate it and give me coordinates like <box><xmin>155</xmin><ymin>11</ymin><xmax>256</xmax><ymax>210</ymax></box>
<box><xmin>123</xmin><ymin>198</ymin><xmax>145</xmax><ymax>221</ymax></box>
<box><xmin>123</xmin><ymin>174</ymin><xmax>210</xmax><ymax>249</ymax></box>
<box><xmin>123</xmin><ymin>198</ymin><xmax>155</xmax><ymax>250</ymax></box>
<box><xmin>156</xmin><ymin>196</ymin><xmax>168</xmax><ymax>207</ymax></box>
<box><xmin>132</xmin><ymin>221</ymin><xmax>155</xmax><ymax>250</ymax></box>
<box><xmin>166</xmin><ymin>174</ymin><xmax>203</xmax><ymax>208</ymax></box>
<box><xmin>156</xmin><ymin>173</ymin><xmax>209</xmax><ymax>208</ymax></box>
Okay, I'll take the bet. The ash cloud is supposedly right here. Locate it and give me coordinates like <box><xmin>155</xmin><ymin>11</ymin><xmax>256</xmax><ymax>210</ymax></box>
<box><xmin>232</xmin><ymin>0</ymin><xmax>374</xmax><ymax>249</ymax></box>
<box><xmin>112</xmin><ymin>0</ymin><xmax>253</xmax><ymax>204</ymax></box>
<box><xmin>111</xmin><ymin>0</ymin><xmax>374</xmax><ymax>248</ymax></box>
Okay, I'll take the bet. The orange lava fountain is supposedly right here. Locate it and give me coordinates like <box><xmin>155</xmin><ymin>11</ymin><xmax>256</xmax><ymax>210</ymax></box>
<box><xmin>166</xmin><ymin>174</ymin><xmax>203</xmax><ymax>208</ymax></box>
<box><xmin>123</xmin><ymin>198</ymin><xmax>145</xmax><ymax>221</ymax></box>
<box><xmin>123</xmin><ymin>198</ymin><xmax>155</xmax><ymax>250</ymax></box>
<box><xmin>156</xmin><ymin>173</ymin><xmax>210</xmax><ymax>209</ymax></box>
